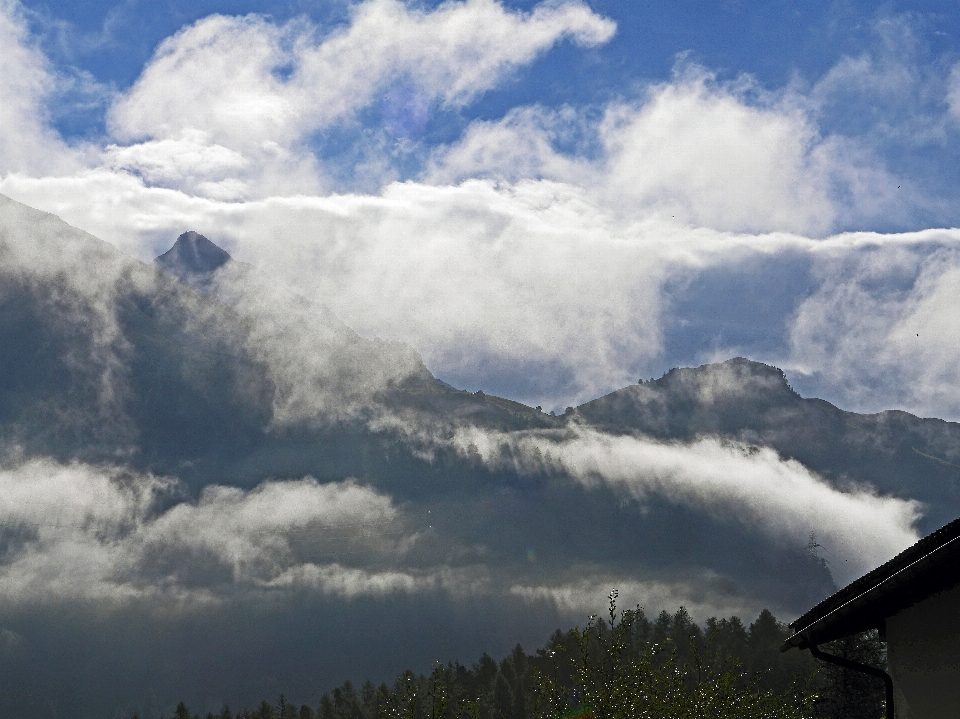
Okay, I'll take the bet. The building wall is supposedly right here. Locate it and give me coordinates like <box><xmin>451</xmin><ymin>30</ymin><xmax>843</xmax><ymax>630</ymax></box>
<box><xmin>887</xmin><ymin>583</ymin><xmax>960</xmax><ymax>719</ymax></box>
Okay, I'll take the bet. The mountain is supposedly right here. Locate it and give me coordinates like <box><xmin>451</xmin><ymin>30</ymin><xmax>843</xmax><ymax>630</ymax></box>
<box><xmin>156</xmin><ymin>230</ymin><xmax>232</xmax><ymax>279</ymax></box>
<box><xmin>0</xmin><ymin>192</ymin><xmax>953</xmax><ymax>718</ymax></box>
<box><xmin>577</xmin><ymin>357</ymin><xmax>960</xmax><ymax>533</ymax></box>
<box><xmin>0</xmin><ymin>196</ymin><xmax>258</xmax><ymax>459</ymax></box>
<box><xmin>152</xmin><ymin>227</ymin><xmax>551</xmax><ymax>432</ymax></box>
<box><xmin>0</xmin><ymin>197</ymin><xmax>546</xmax><ymax>480</ymax></box>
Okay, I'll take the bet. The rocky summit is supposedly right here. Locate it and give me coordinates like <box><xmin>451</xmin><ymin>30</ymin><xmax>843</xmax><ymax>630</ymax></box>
<box><xmin>155</xmin><ymin>230</ymin><xmax>233</xmax><ymax>280</ymax></box>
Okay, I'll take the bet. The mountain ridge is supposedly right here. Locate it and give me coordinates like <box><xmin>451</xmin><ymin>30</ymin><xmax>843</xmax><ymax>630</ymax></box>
<box><xmin>137</xmin><ymin>228</ymin><xmax>960</xmax><ymax>535</ymax></box>
<box><xmin>577</xmin><ymin>357</ymin><xmax>960</xmax><ymax>532</ymax></box>
<box><xmin>0</xmin><ymin>194</ymin><xmax>950</xmax><ymax>718</ymax></box>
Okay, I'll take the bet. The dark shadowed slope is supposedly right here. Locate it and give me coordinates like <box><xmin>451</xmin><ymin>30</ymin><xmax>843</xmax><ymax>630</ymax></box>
<box><xmin>0</xmin><ymin>195</ymin><xmax>552</xmax><ymax>483</ymax></box>
<box><xmin>577</xmin><ymin>357</ymin><xmax>960</xmax><ymax>533</ymax></box>
<box><xmin>152</xmin><ymin>229</ymin><xmax>556</xmax><ymax>434</ymax></box>
<box><xmin>0</xmin><ymin>195</ymin><xmax>270</xmax><ymax>465</ymax></box>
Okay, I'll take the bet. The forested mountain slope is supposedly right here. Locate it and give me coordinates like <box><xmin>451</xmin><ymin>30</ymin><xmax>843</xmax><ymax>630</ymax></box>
<box><xmin>577</xmin><ymin>358</ymin><xmax>960</xmax><ymax>533</ymax></box>
<box><xmin>0</xmin><ymin>195</ymin><xmax>550</xmax><ymax>485</ymax></box>
<box><xmin>0</xmin><ymin>192</ymin><xmax>940</xmax><ymax>718</ymax></box>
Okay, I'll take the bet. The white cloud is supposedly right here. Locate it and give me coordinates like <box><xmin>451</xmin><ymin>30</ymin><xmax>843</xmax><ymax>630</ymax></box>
<box><xmin>295</xmin><ymin>0</ymin><xmax>615</xmax><ymax>111</ymax></box>
<box><xmin>511</xmin><ymin>573</ymin><xmax>770</xmax><ymax>624</ymax></box>
<box><xmin>200</xmin><ymin>256</ymin><xmax>430</xmax><ymax>425</ymax></box>
<box><xmin>0</xmin><ymin>459</ymin><xmax>175</xmax><ymax>605</ymax></box>
<box><xmin>103</xmin><ymin>129</ymin><xmax>250</xmax><ymax>199</ymax></box>
<box><xmin>102</xmin><ymin>0</ymin><xmax>614</xmax><ymax>196</ymax></box>
<box><xmin>0</xmin><ymin>458</ymin><xmax>419</xmax><ymax>606</ymax></box>
<box><xmin>809</xmin><ymin>15</ymin><xmax>950</xmax><ymax>148</ymax></box>
<box><xmin>429</xmin><ymin>67</ymin><xmax>898</xmax><ymax>237</ymax></box>
<box><xmin>426</xmin><ymin>105</ymin><xmax>590</xmax><ymax>185</ymax></box>
<box><xmin>0</xmin><ymin>0</ymin><xmax>81</xmax><ymax>175</ymax></box>
<box><xmin>264</xmin><ymin>563</ymin><xmax>423</xmax><ymax>597</ymax></box>
<box><xmin>108</xmin><ymin>13</ymin><xmax>291</xmax><ymax>147</ymax></box>
<box><xmin>215</xmin><ymin>181</ymin><xmax>670</xmax><ymax>407</ymax></box>
<box><xmin>452</xmin><ymin>425</ymin><xmax>921</xmax><ymax>585</ymax></box>
<box><xmin>598</xmin><ymin>71</ymin><xmax>837</xmax><ymax>235</ymax></box>
<box><xmin>788</xmin><ymin>236</ymin><xmax>960</xmax><ymax>418</ymax></box>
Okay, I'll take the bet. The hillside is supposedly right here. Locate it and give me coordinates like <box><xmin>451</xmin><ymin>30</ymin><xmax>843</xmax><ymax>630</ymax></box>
<box><xmin>577</xmin><ymin>358</ymin><xmax>960</xmax><ymax>533</ymax></box>
<box><xmin>0</xmin><ymin>192</ymin><xmax>944</xmax><ymax>718</ymax></box>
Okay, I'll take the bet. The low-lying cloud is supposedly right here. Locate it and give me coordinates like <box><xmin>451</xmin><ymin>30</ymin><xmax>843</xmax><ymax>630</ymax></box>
<box><xmin>0</xmin><ymin>452</ymin><xmax>816</xmax><ymax>621</ymax></box>
<box><xmin>0</xmin><ymin>193</ymin><xmax>432</xmax><ymax>436</ymax></box>
<box><xmin>788</xmin><ymin>237</ymin><xmax>960</xmax><ymax>419</ymax></box>
<box><xmin>451</xmin><ymin>424</ymin><xmax>921</xmax><ymax>585</ymax></box>
<box><xmin>510</xmin><ymin>573</ymin><xmax>768</xmax><ymax>625</ymax></box>
<box><xmin>9</xmin><ymin>168</ymin><xmax>960</xmax><ymax>417</ymax></box>
<box><xmin>0</xmin><ymin>458</ymin><xmax>419</xmax><ymax>606</ymax></box>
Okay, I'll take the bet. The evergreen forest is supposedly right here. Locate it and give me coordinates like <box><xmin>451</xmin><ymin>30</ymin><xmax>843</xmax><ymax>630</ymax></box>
<box><xmin>152</xmin><ymin>593</ymin><xmax>886</xmax><ymax>719</ymax></box>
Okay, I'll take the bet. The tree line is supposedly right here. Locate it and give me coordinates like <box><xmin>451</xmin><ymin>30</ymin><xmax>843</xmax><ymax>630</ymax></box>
<box><xmin>151</xmin><ymin>592</ymin><xmax>886</xmax><ymax>719</ymax></box>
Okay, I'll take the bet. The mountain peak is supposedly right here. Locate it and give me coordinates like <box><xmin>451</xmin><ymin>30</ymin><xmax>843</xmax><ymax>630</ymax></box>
<box><xmin>655</xmin><ymin>357</ymin><xmax>793</xmax><ymax>396</ymax></box>
<box><xmin>155</xmin><ymin>231</ymin><xmax>232</xmax><ymax>277</ymax></box>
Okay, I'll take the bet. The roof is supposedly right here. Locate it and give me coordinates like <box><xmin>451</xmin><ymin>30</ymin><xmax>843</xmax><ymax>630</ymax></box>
<box><xmin>782</xmin><ymin>515</ymin><xmax>960</xmax><ymax>651</ymax></box>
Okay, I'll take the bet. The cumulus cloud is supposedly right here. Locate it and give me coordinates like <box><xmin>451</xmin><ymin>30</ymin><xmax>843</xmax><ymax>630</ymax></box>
<box><xmin>0</xmin><ymin>458</ymin><xmax>421</xmax><ymax>605</ymax></box>
<box><xmin>103</xmin><ymin>129</ymin><xmax>250</xmax><ymax>200</ymax></box>
<box><xmin>101</xmin><ymin>0</ymin><xmax>614</xmax><ymax>195</ymax></box>
<box><xmin>451</xmin><ymin>425</ymin><xmax>921</xmax><ymax>585</ymax></box>
<box><xmin>598</xmin><ymin>71</ymin><xmax>836</xmax><ymax>235</ymax></box>
<box><xmin>426</xmin><ymin>104</ymin><xmax>591</xmax><ymax>185</ymax></box>
<box><xmin>428</xmin><ymin>66</ymin><xmax>898</xmax><ymax>236</ymax></box>
<box><xmin>110</xmin><ymin>0</ymin><xmax>614</xmax><ymax>143</ymax></box>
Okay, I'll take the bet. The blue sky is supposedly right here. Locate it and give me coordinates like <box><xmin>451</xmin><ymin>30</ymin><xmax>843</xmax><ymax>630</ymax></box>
<box><xmin>23</xmin><ymin>0</ymin><xmax>960</xmax><ymax>194</ymax></box>
<box><xmin>22</xmin><ymin>4</ymin><xmax>960</xmax><ymax>116</ymax></box>
<box><xmin>6</xmin><ymin>0</ymin><xmax>960</xmax><ymax>417</ymax></box>
<box><xmin>24</xmin><ymin>1</ymin><xmax>960</xmax><ymax>98</ymax></box>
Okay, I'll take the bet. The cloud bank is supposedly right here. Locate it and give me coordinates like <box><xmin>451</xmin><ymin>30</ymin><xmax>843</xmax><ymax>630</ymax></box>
<box><xmin>3</xmin><ymin>0</ymin><xmax>960</xmax><ymax>417</ymax></box>
<box><xmin>450</xmin><ymin>425</ymin><xmax>920</xmax><ymax>586</ymax></box>
<box><xmin>0</xmin><ymin>458</ymin><xmax>419</xmax><ymax>606</ymax></box>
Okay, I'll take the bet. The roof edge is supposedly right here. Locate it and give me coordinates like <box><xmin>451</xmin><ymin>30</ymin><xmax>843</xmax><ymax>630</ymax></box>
<box><xmin>782</xmin><ymin>529</ymin><xmax>960</xmax><ymax>652</ymax></box>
